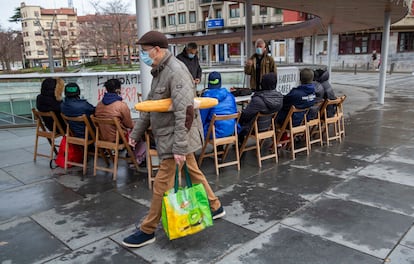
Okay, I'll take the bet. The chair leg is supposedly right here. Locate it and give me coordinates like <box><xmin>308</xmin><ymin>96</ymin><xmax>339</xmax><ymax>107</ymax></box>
<box><xmin>34</xmin><ymin>135</ymin><xmax>39</xmax><ymax>161</ymax></box>
<box><xmin>93</xmin><ymin>145</ymin><xmax>99</xmax><ymax>176</ymax></box>
<box><xmin>112</xmin><ymin>148</ymin><xmax>119</xmax><ymax>181</ymax></box>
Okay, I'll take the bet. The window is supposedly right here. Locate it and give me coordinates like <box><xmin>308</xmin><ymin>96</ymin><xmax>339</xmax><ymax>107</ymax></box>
<box><xmin>398</xmin><ymin>32</ymin><xmax>414</xmax><ymax>52</ymax></box>
<box><xmin>36</xmin><ymin>41</ymin><xmax>43</xmax><ymax>46</ymax></box>
<box><xmin>161</xmin><ymin>16</ymin><xmax>167</xmax><ymax>28</ymax></box>
<box><xmin>168</xmin><ymin>14</ymin><xmax>175</xmax><ymax>25</ymax></box>
<box><xmin>35</xmin><ymin>31</ymin><xmax>42</xmax><ymax>36</ymax></box>
<box><xmin>339</xmin><ymin>33</ymin><xmax>381</xmax><ymax>55</ymax></box>
<box><xmin>37</xmin><ymin>50</ymin><xmax>44</xmax><ymax>55</ymax></box>
<box><xmin>167</xmin><ymin>0</ymin><xmax>174</xmax><ymax>2</ymax></box>
<box><xmin>153</xmin><ymin>17</ymin><xmax>159</xmax><ymax>29</ymax></box>
<box><xmin>178</xmin><ymin>12</ymin><xmax>186</xmax><ymax>24</ymax></box>
<box><xmin>274</xmin><ymin>8</ymin><xmax>283</xmax><ymax>15</ymax></box>
<box><xmin>61</xmin><ymin>31</ymin><xmax>68</xmax><ymax>35</ymax></box>
<box><xmin>59</xmin><ymin>21</ymin><xmax>66</xmax><ymax>27</ymax></box>
<box><xmin>160</xmin><ymin>0</ymin><xmax>165</xmax><ymax>6</ymax></box>
<box><xmin>215</xmin><ymin>9</ymin><xmax>222</xmax><ymax>18</ymax></box>
<box><xmin>34</xmin><ymin>11</ymin><xmax>39</xmax><ymax>17</ymax></box>
<box><xmin>260</xmin><ymin>6</ymin><xmax>267</xmax><ymax>16</ymax></box>
<box><xmin>229</xmin><ymin>4</ymin><xmax>240</xmax><ymax>18</ymax></box>
<box><xmin>70</xmin><ymin>22</ymin><xmax>74</xmax><ymax>27</ymax></box>
<box><xmin>189</xmin><ymin>11</ymin><xmax>196</xmax><ymax>23</ymax></box>
<box><xmin>152</xmin><ymin>0</ymin><xmax>158</xmax><ymax>8</ymax></box>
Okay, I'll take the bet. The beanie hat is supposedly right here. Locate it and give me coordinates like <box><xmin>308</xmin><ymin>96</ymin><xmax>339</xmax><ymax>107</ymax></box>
<box><xmin>65</xmin><ymin>82</ymin><xmax>80</xmax><ymax>98</ymax></box>
<box><xmin>137</xmin><ymin>31</ymin><xmax>168</xmax><ymax>48</ymax></box>
<box><xmin>208</xmin><ymin>71</ymin><xmax>222</xmax><ymax>89</ymax></box>
<box><xmin>260</xmin><ymin>73</ymin><xmax>277</xmax><ymax>91</ymax></box>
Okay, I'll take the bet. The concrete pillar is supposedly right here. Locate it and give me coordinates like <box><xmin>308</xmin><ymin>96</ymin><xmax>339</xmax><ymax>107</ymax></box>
<box><xmin>327</xmin><ymin>24</ymin><xmax>333</xmax><ymax>78</ymax></box>
<box><xmin>312</xmin><ymin>35</ymin><xmax>317</xmax><ymax>64</ymax></box>
<box><xmin>215</xmin><ymin>44</ymin><xmax>219</xmax><ymax>63</ymax></box>
<box><xmin>240</xmin><ymin>41</ymin><xmax>245</xmax><ymax>66</ymax></box>
<box><xmin>136</xmin><ymin>0</ymin><xmax>151</xmax><ymax>100</ymax></box>
<box><xmin>224</xmin><ymin>43</ymin><xmax>228</xmax><ymax>63</ymax></box>
<box><xmin>245</xmin><ymin>0</ymin><xmax>253</xmax><ymax>58</ymax></box>
<box><xmin>378</xmin><ymin>11</ymin><xmax>391</xmax><ymax>105</ymax></box>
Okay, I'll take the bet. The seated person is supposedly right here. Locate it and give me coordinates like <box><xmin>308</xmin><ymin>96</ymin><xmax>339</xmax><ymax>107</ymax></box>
<box><xmin>61</xmin><ymin>82</ymin><xmax>95</xmax><ymax>138</ymax></box>
<box><xmin>95</xmin><ymin>78</ymin><xmax>134</xmax><ymax>142</ymax></box>
<box><xmin>200</xmin><ymin>71</ymin><xmax>238</xmax><ymax>138</ymax></box>
<box><xmin>238</xmin><ymin>73</ymin><xmax>283</xmax><ymax>144</ymax></box>
<box><xmin>313</xmin><ymin>68</ymin><xmax>337</xmax><ymax>117</ymax></box>
<box><xmin>276</xmin><ymin>68</ymin><xmax>316</xmax><ymax>127</ymax></box>
<box><xmin>36</xmin><ymin>77</ymin><xmax>66</xmax><ymax>132</ymax></box>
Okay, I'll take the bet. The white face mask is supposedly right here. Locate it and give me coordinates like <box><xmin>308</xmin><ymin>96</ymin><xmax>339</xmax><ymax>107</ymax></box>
<box><xmin>256</xmin><ymin>47</ymin><xmax>263</xmax><ymax>55</ymax></box>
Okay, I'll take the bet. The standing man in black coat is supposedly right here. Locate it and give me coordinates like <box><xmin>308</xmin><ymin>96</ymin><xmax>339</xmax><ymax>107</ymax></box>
<box><xmin>176</xmin><ymin>42</ymin><xmax>202</xmax><ymax>91</ymax></box>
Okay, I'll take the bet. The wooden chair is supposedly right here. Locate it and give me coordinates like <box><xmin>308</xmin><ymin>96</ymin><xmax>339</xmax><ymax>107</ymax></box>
<box><xmin>337</xmin><ymin>95</ymin><xmax>347</xmax><ymax>138</ymax></box>
<box><xmin>90</xmin><ymin>115</ymin><xmax>139</xmax><ymax>180</ymax></box>
<box><xmin>239</xmin><ymin>112</ymin><xmax>278</xmax><ymax>167</ymax></box>
<box><xmin>198</xmin><ymin>112</ymin><xmax>241</xmax><ymax>176</ymax></box>
<box><xmin>306</xmin><ymin>101</ymin><xmax>324</xmax><ymax>150</ymax></box>
<box><xmin>145</xmin><ymin>129</ymin><xmax>159</xmax><ymax>189</ymax></box>
<box><xmin>61</xmin><ymin>114</ymin><xmax>109</xmax><ymax>176</ymax></box>
<box><xmin>276</xmin><ymin>106</ymin><xmax>310</xmax><ymax>159</ymax></box>
<box><xmin>320</xmin><ymin>97</ymin><xmax>343</xmax><ymax>145</ymax></box>
<box><xmin>32</xmin><ymin>108</ymin><xmax>65</xmax><ymax>162</ymax></box>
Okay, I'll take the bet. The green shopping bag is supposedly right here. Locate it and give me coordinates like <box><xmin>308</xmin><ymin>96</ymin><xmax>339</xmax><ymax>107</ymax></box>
<box><xmin>161</xmin><ymin>163</ymin><xmax>213</xmax><ymax>240</ymax></box>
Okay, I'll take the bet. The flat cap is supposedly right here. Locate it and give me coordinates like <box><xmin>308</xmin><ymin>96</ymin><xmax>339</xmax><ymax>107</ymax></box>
<box><xmin>137</xmin><ymin>31</ymin><xmax>168</xmax><ymax>48</ymax></box>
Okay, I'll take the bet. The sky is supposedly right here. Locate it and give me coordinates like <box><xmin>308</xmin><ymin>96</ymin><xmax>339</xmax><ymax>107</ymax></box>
<box><xmin>1</xmin><ymin>0</ymin><xmax>136</xmax><ymax>31</ymax></box>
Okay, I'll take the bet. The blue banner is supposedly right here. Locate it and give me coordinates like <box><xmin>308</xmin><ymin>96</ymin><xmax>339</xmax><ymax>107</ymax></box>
<box><xmin>207</xmin><ymin>18</ymin><xmax>224</xmax><ymax>28</ymax></box>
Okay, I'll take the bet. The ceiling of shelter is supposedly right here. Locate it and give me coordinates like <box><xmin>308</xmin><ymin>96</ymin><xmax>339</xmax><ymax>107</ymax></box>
<box><xmin>168</xmin><ymin>0</ymin><xmax>411</xmax><ymax>45</ymax></box>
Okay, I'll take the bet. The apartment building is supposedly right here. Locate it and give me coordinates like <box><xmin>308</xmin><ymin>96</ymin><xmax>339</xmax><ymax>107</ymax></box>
<box><xmin>149</xmin><ymin>0</ymin><xmax>284</xmax><ymax>63</ymax></box>
<box><xmin>20</xmin><ymin>2</ymin><xmax>79</xmax><ymax>68</ymax></box>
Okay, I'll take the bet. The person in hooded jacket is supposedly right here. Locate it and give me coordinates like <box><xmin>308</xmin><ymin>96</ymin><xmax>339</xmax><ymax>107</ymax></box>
<box><xmin>200</xmin><ymin>71</ymin><xmax>238</xmax><ymax>138</ymax></box>
<box><xmin>94</xmin><ymin>78</ymin><xmax>134</xmax><ymax>142</ymax></box>
<box><xmin>36</xmin><ymin>77</ymin><xmax>66</xmax><ymax>132</ymax></box>
<box><xmin>312</xmin><ymin>68</ymin><xmax>337</xmax><ymax>118</ymax></box>
<box><xmin>61</xmin><ymin>82</ymin><xmax>95</xmax><ymax>138</ymax></box>
<box><xmin>238</xmin><ymin>72</ymin><xmax>283</xmax><ymax>144</ymax></box>
<box><xmin>276</xmin><ymin>68</ymin><xmax>316</xmax><ymax>127</ymax></box>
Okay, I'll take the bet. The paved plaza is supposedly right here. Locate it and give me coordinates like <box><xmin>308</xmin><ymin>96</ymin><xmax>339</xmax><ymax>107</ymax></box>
<box><xmin>1</xmin><ymin>72</ymin><xmax>414</xmax><ymax>263</ymax></box>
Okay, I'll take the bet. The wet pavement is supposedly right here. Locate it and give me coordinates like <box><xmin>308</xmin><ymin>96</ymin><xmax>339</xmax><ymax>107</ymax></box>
<box><xmin>1</xmin><ymin>72</ymin><xmax>414</xmax><ymax>263</ymax></box>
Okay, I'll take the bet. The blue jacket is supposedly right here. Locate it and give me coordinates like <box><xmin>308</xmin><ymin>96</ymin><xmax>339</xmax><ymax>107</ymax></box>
<box><xmin>61</xmin><ymin>98</ymin><xmax>95</xmax><ymax>138</ymax></box>
<box><xmin>200</xmin><ymin>87</ymin><xmax>238</xmax><ymax>138</ymax></box>
<box><xmin>277</xmin><ymin>83</ymin><xmax>316</xmax><ymax>126</ymax></box>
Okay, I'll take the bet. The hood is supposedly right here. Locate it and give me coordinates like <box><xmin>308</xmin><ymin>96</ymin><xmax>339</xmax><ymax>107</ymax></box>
<box><xmin>102</xmin><ymin>93</ymin><xmax>123</xmax><ymax>105</ymax></box>
<box><xmin>202</xmin><ymin>87</ymin><xmax>228</xmax><ymax>102</ymax></box>
<box><xmin>299</xmin><ymin>83</ymin><xmax>316</xmax><ymax>94</ymax></box>
<box><xmin>317</xmin><ymin>70</ymin><xmax>330</xmax><ymax>83</ymax></box>
<box><xmin>255</xmin><ymin>90</ymin><xmax>283</xmax><ymax>111</ymax></box>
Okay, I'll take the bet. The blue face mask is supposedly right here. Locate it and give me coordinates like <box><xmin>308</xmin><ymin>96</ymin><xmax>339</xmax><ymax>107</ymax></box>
<box><xmin>188</xmin><ymin>53</ymin><xmax>195</xmax><ymax>59</ymax></box>
<box><xmin>256</xmin><ymin>47</ymin><xmax>263</xmax><ymax>55</ymax></box>
<box><xmin>140</xmin><ymin>50</ymin><xmax>153</xmax><ymax>66</ymax></box>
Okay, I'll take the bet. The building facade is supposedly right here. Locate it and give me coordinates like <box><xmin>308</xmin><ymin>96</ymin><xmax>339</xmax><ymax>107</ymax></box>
<box><xmin>20</xmin><ymin>2</ymin><xmax>79</xmax><ymax>68</ymax></box>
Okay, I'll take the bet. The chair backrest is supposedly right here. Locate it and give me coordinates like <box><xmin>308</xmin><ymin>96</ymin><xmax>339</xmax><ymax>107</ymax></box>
<box><xmin>61</xmin><ymin>114</ymin><xmax>96</xmax><ymax>141</ymax></box>
<box><xmin>90</xmin><ymin>115</ymin><xmax>127</xmax><ymax>146</ymax></box>
<box><xmin>277</xmin><ymin>106</ymin><xmax>309</xmax><ymax>142</ymax></box>
<box><xmin>205</xmin><ymin>112</ymin><xmax>240</xmax><ymax>141</ymax></box>
<box><xmin>32</xmin><ymin>108</ymin><xmax>65</xmax><ymax>136</ymax></box>
<box><xmin>320</xmin><ymin>97</ymin><xmax>342</xmax><ymax>120</ymax></box>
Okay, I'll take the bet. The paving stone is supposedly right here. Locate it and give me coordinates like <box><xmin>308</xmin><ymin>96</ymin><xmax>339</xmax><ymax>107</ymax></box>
<box><xmin>217</xmin><ymin>224</ymin><xmax>381</xmax><ymax>264</ymax></box>
<box><xmin>0</xmin><ymin>217</ymin><xmax>69</xmax><ymax>264</ymax></box>
<box><xmin>111</xmin><ymin>220</ymin><xmax>257</xmax><ymax>263</ymax></box>
<box><xmin>32</xmin><ymin>191</ymin><xmax>148</xmax><ymax>250</ymax></box>
<box><xmin>386</xmin><ymin>245</ymin><xmax>414</xmax><ymax>264</ymax></box>
<box><xmin>215</xmin><ymin>182</ymin><xmax>307</xmax><ymax>233</ymax></box>
<box><xmin>400</xmin><ymin>226</ymin><xmax>414</xmax><ymax>249</ymax></box>
<box><xmin>0</xmin><ymin>179</ymin><xmax>82</xmax><ymax>224</ymax></box>
<box><xmin>328</xmin><ymin>176</ymin><xmax>414</xmax><ymax>216</ymax></box>
<box><xmin>45</xmin><ymin>238</ymin><xmax>148</xmax><ymax>264</ymax></box>
<box><xmin>0</xmin><ymin>169</ymin><xmax>22</xmax><ymax>191</ymax></box>
<box><xmin>357</xmin><ymin>160</ymin><xmax>414</xmax><ymax>187</ymax></box>
<box><xmin>4</xmin><ymin>159</ymin><xmax>54</xmax><ymax>184</ymax></box>
<box><xmin>282</xmin><ymin>196</ymin><xmax>414</xmax><ymax>259</ymax></box>
<box><xmin>0</xmin><ymin>148</ymin><xmax>34</xmax><ymax>168</ymax></box>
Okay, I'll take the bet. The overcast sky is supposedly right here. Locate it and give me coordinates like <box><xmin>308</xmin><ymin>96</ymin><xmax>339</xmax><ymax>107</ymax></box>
<box><xmin>1</xmin><ymin>0</ymin><xmax>136</xmax><ymax>31</ymax></box>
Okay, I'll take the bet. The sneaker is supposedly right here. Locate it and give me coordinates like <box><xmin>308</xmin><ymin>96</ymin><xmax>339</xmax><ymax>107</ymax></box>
<box><xmin>122</xmin><ymin>229</ymin><xmax>155</xmax><ymax>248</ymax></box>
<box><xmin>211</xmin><ymin>206</ymin><xmax>226</xmax><ymax>220</ymax></box>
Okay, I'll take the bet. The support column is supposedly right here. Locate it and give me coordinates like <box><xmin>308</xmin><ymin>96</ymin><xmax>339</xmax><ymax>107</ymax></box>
<box><xmin>312</xmin><ymin>35</ymin><xmax>317</xmax><ymax>65</ymax></box>
<box><xmin>240</xmin><ymin>41</ymin><xmax>245</xmax><ymax>66</ymax></box>
<box><xmin>245</xmin><ymin>0</ymin><xmax>253</xmax><ymax>58</ymax></box>
<box><xmin>215</xmin><ymin>44</ymin><xmax>219</xmax><ymax>63</ymax></box>
<box><xmin>378</xmin><ymin>11</ymin><xmax>391</xmax><ymax>105</ymax></box>
<box><xmin>224</xmin><ymin>43</ymin><xmax>228</xmax><ymax>63</ymax></box>
<box><xmin>136</xmin><ymin>0</ymin><xmax>152</xmax><ymax>100</ymax></box>
<box><xmin>327</xmin><ymin>24</ymin><xmax>333</xmax><ymax>77</ymax></box>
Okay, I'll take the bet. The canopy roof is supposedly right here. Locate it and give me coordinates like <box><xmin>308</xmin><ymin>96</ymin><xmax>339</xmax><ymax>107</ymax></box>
<box><xmin>168</xmin><ymin>0</ymin><xmax>411</xmax><ymax>45</ymax></box>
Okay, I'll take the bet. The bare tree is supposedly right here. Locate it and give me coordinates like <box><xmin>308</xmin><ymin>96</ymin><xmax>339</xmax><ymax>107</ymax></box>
<box><xmin>0</xmin><ymin>27</ymin><xmax>23</xmax><ymax>71</ymax></box>
<box><xmin>91</xmin><ymin>0</ymin><xmax>133</xmax><ymax>67</ymax></box>
<box><xmin>78</xmin><ymin>15</ymin><xmax>106</xmax><ymax>62</ymax></box>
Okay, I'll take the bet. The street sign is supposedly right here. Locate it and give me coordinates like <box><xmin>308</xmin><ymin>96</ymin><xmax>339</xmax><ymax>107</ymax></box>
<box><xmin>207</xmin><ymin>18</ymin><xmax>224</xmax><ymax>28</ymax></box>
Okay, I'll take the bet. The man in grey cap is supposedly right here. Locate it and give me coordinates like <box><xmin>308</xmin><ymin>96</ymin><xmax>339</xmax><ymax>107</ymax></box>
<box><xmin>122</xmin><ymin>31</ymin><xmax>225</xmax><ymax>248</ymax></box>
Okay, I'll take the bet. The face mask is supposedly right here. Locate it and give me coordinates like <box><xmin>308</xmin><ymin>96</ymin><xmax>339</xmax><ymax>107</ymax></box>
<box><xmin>140</xmin><ymin>50</ymin><xmax>153</xmax><ymax>66</ymax></box>
<box><xmin>256</xmin><ymin>47</ymin><xmax>263</xmax><ymax>55</ymax></box>
<box><xmin>188</xmin><ymin>53</ymin><xmax>195</xmax><ymax>59</ymax></box>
